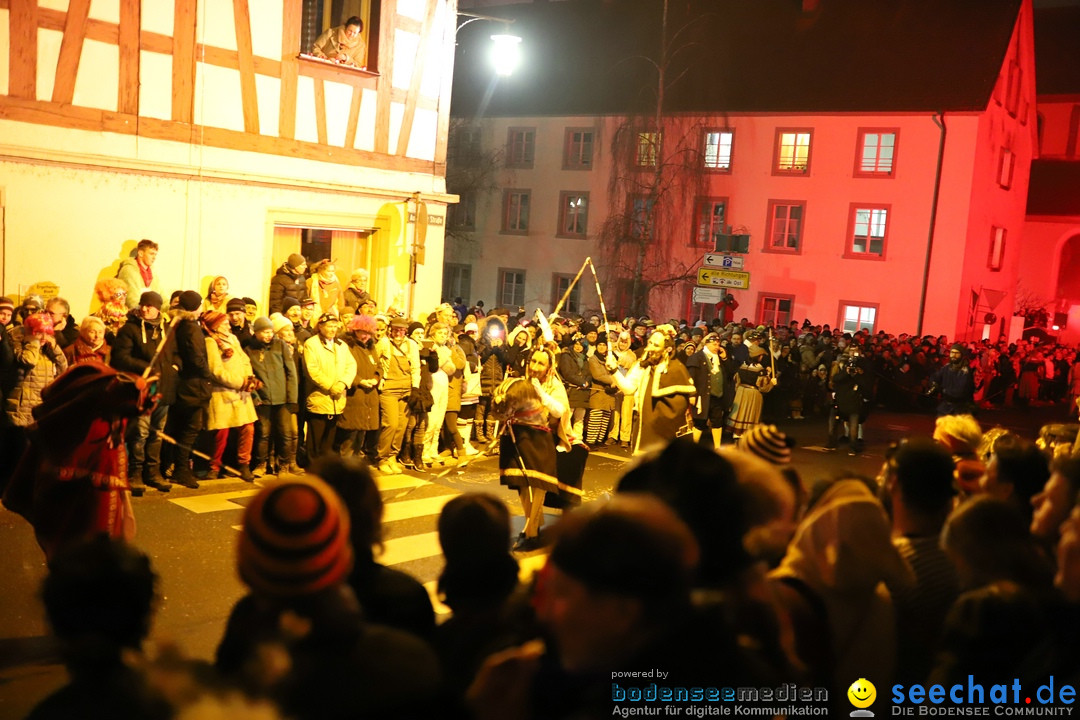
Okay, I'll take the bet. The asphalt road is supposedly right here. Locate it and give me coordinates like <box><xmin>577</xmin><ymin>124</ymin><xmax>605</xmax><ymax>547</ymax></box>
<box><xmin>0</xmin><ymin>401</ymin><xmax>1072</xmax><ymax>718</ymax></box>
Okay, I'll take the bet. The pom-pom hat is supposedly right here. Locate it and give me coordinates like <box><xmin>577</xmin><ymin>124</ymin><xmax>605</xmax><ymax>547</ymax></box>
<box><xmin>737</xmin><ymin>424</ymin><xmax>793</xmax><ymax>465</ymax></box>
<box><xmin>269</xmin><ymin>313</ymin><xmax>292</xmax><ymax>335</ymax></box>
<box><xmin>238</xmin><ymin>477</ymin><xmax>353</xmax><ymax>597</ymax></box>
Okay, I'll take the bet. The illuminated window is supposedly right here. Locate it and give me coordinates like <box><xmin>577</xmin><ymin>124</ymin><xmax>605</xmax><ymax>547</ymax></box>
<box><xmin>774</xmin><ymin>129</ymin><xmax>812</xmax><ymax>174</ymax></box>
<box><xmin>564</xmin><ymin>128</ymin><xmax>594</xmax><ymax>170</ymax></box>
<box><xmin>507</xmin><ymin>127</ymin><xmax>535</xmax><ymax>168</ymax></box>
<box><xmin>693</xmin><ymin>198</ymin><xmax>727</xmax><ymax>247</ymax></box>
<box><xmin>759</xmin><ymin>295</ymin><xmax>794</xmax><ymax>327</ymax></box>
<box><xmin>766</xmin><ymin>201</ymin><xmax>804</xmax><ymax>252</ymax></box>
<box><xmin>300</xmin><ymin>1</ymin><xmax>379</xmax><ymax>71</ymax></box>
<box><xmin>856</xmin><ymin>130</ymin><xmax>897</xmax><ymax>176</ymax></box>
<box><xmin>498</xmin><ymin>268</ymin><xmax>526</xmax><ymax>307</ymax></box>
<box><xmin>636</xmin><ymin>132</ymin><xmax>661</xmax><ymax>167</ymax></box>
<box><xmin>988</xmin><ymin>226</ymin><xmax>1006</xmax><ymax>271</ymax></box>
<box><xmin>703</xmin><ymin>130</ymin><xmax>734</xmax><ymax>171</ymax></box>
<box><xmin>502</xmin><ymin>190</ymin><xmax>530</xmax><ymax>233</ymax></box>
<box><xmin>847</xmin><ymin>205</ymin><xmax>889</xmax><ymax>258</ymax></box>
<box><xmin>558</xmin><ymin>192</ymin><xmax>589</xmax><ymax>237</ymax></box>
<box><xmin>840</xmin><ymin>303</ymin><xmax>877</xmax><ymax>333</ymax></box>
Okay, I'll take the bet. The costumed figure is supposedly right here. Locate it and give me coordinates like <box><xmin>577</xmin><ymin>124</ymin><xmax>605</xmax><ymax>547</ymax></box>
<box><xmin>726</xmin><ymin>342</ymin><xmax>774</xmax><ymax>439</ymax></box>
<box><xmin>493</xmin><ymin>340</ymin><xmax>581</xmax><ymax>551</ymax></box>
<box><xmin>93</xmin><ymin>278</ymin><xmax>129</xmax><ymax>341</ymax></box>
<box><xmin>927</xmin><ymin>343</ymin><xmax>976</xmax><ymax>416</ymax></box>
<box><xmin>3</xmin><ymin>361</ymin><xmax>153</xmax><ymax>559</ymax></box>
<box><xmin>827</xmin><ymin>348</ymin><xmax>871</xmax><ymax>453</ymax></box>
<box><xmin>612</xmin><ymin>324</ymin><xmax>697</xmax><ymax>454</ymax></box>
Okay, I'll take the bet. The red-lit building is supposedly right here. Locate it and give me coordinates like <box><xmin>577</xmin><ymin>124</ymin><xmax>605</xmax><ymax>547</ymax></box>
<box><xmin>1019</xmin><ymin>4</ymin><xmax>1080</xmax><ymax>345</ymax></box>
<box><xmin>448</xmin><ymin>0</ymin><xmax>1037</xmax><ymax>340</ymax></box>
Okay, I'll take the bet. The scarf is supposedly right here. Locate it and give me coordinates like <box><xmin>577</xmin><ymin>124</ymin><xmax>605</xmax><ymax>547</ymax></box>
<box><xmin>137</xmin><ymin>259</ymin><xmax>153</xmax><ymax>287</ymax></box>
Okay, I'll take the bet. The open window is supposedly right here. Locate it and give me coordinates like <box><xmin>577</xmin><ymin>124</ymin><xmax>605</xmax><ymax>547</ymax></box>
<box><xmin>300</xmin><ymin>0</ymin><xmax>381</xmax><ymax>72</ymax></box>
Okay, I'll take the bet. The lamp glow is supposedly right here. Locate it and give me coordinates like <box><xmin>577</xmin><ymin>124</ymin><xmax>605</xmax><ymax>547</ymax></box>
<box><xmin>490</xmin><ymin>34</ymin><xmax>522</xmax><ymax>76</ymax></box>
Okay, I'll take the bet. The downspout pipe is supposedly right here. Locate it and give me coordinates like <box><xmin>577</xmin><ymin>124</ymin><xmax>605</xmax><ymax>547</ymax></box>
<box><xmin>917</xmin><ymin>112</ymin><xmax>947</xmax><ymax>336</ymax></box>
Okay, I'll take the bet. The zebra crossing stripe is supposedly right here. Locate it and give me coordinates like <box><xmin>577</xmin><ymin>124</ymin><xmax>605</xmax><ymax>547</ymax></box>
<box><xmin>381</xmin><ymin>494</ymin><xmax>460</xmax><ymax>523</ymax></box>
<box><xmin>169</xmin><ymin>489</ymin><xmax>261</xmax><ymax>514</ymax></box>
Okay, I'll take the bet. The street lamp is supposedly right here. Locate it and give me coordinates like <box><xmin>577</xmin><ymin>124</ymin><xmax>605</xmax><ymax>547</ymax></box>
<box><xmin>458</xmin><ymin>11</ymin><xmax>521</xmax><ymax>77</ymax></box>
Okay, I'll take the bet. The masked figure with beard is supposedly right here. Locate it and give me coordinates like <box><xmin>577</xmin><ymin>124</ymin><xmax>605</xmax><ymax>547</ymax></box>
<box><xmin>612</xmin><ymin>325</ymin><xmax>697</xmax><ymax>454</ymax></box>
<box><xmin>493</xmin><ymin>344</ymin><xmax>578</xmax><ymax>551</ymax></box>
<box><xmin>928</xmin><ymin>343</ymin><xmax>976</xmax><ymax>416</ymax></box>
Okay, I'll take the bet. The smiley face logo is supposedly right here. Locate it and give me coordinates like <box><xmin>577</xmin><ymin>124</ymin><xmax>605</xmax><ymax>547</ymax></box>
<box><xmin>847</xmin><ymin>678</ymin><xmax>876</xmax><ymax>711</ymax></box>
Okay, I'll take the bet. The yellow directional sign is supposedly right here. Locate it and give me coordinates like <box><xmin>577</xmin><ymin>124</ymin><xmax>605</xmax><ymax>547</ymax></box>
<box><xmin>697</xmin><ymin>267</ymin><xmax>750</xmax><ymax>289</ymax></box>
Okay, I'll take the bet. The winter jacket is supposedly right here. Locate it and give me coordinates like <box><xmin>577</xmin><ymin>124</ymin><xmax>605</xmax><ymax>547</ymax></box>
<box><xmin>443</xmin><ymin>341</ymin><xmax>467</xmax><ymax>412</ymax></box>
<box><xmin>479</xmin><ymin>345</ymin><xmax>507</xmax><ymax>396</ymax></box>
<box><xmin>303</xmin><ymin>334</ymin><xmax>357</xmax><ymax>415</ymax></box>
<box><xmin>377</xmin><ymin>337</ymin><xmax>420</xmax><ymax>394</ymax></box>
<box><xmin>64</xmin><ymin>338</ymin><xmax>109</xmax><ymax>367</ymax></box>
<box><xmin>343</xmin><ymin>287</ymin><xmax>372</xmax><ymax>312</ymax></box>
<box><xmin>173</xmin><ymin>315</ymin><xmax>213</xmax><ymax>407</ymax></box>
<box><xmin>116</xmin><ymin>257</ymin><xmax>162</xmax><ymax>310</ymax></box>
<box><xmin>205</xmin><ymin>336</ymin><xmax>258</xmax><ymax>431</ymax></box>
<box><xmin>268</xmin><ymin>264</ymin><xmax>309</xmax><ymax>314</ymax></box>
<box><xmin>111</xmin><ymin>311</ymin><xmax>178</xmax><ymax>405</ymax></box>
<box><xmin>339</xmin><ymin>337</ymin><xmax>380</xmax><ymax>431</ymax></box>
<box><xmin>558</xmin><ymin>349</ymin><xmax>591</xmax><ymax>409</ymax></box>
<box><xmin>246</xmin><ymin>337</ymin><xmax>298</xmax><ymax>407</ymax></box>
<box><xmin>587</xmin><ymin>353</ymin><xmax>618</xmax><ymax>412</ymax></box>
<box><xmin>4</xmin><ymin>334</ymin><xmax>68</xmax><ymax>427</ymax></box>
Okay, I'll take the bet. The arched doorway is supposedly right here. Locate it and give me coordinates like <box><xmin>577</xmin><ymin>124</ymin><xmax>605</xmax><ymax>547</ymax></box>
<box><xmin>1055</xmin><ymin>232</ymin><xmax>1080</xmax><ymax>343</ymax></box>
<box><xmin>1056</xmin><ymin>233</ymin><xmax>1080</xmax><ymax>301</ymax></box>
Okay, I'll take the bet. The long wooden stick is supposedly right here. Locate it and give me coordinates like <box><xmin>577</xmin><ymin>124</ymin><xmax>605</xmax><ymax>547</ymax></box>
<box><xmin>157</xmin><ymin>431</ymin><xmax>243</xmax><ymax>478</ymax></box>
<box><xmin>586</xmin><ymin>258</ymin><xmax>616</xmax><ymax>365</ymax></box>
<box><xmin>142</xmin><ymin>319</ymin><xmax>178</xmax><ymax>378</ymax></box>
<box><xmin>551</xmin><ymin>256</ymin><xmax>591</xmax><ymax>318</ymax></box>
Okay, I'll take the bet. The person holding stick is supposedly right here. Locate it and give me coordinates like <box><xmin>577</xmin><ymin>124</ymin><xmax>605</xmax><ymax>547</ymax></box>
<box><xmin>492</xmin><ymin>342</ymin><xmax>578</xmax><ymax>551</ymax></box>
<box><xmin>111</xmin><ymin>291</ymin><xmax>176</xmax><ymax>493</ymax></box>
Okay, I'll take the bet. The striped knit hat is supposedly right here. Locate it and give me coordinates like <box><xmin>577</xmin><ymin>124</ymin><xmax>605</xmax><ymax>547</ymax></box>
<box><xmin>737</xmin><ymin>425</ymin><xmax>793</xmax><ymax>465</ymax></box>
<box><xmin>238</xmin><ymin>477</ymin><xmax>353</xmax><ymax>597</ymax></box>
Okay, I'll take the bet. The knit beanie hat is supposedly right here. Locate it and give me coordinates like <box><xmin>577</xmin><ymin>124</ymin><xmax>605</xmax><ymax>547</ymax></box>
<box><xmin>178</xmin><ymin>290</ymin><xmax>202</xmax><ymax>312</ymax></box>
<box><xmin>226</xmin><ymin>298</ymin><xmax>247</xmax><ymax>313</ymax></box>
<box><xmin>281</xmin><ymin>297</ymin><xmax>300</xmax><ymax>314</ymax></box>
<box><xmin>238</xmin><ymin>477</ymin><xmax>353</xmax><ymax>597</ymax></box>
<box><xmin>0</xmin><ymin>296</ymin><xmax>14</xmax><ymax>311</ymax></box>
<box><xmin>737</xmin><ymin>424</ymin><xmax>794</xmax><ymax>465</ymax></box>
<box><xmin>139</xmin><ymin>291</ymin><xmax>163</xmax><ymax>310</ymax></box>
<box><xmin>407</xmin><ymin>321</ymin><xmax>424</xmax><ymax>336</ymax></box>
<box><xmin>269</xmin><ymin>313</ymin><xmax>292</xmax><ymax>335</ymax></box>
<box><xmin>287</xmin><ymin>253</ymin><xmax>306</xmax><ymax>269</ymax></box>
<box><xmin>201</xmin><ymin>311</ymin><xmax>229</xmax><ymax>334</ymax></box>
<box><xmin>253</xmin><ymin>316</ymin><xmax>273</xmax><ymax>334</ymax></box>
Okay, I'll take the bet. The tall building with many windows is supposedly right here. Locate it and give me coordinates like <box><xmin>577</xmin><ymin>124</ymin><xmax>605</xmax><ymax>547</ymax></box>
<box><xmin>448</xmin><ymin>0</ymin><xmax>1037</xmax><ymax>339</ymax></box>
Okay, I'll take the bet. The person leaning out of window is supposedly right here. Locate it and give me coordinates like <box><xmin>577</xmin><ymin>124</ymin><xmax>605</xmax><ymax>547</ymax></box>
<box><xmin>311</xmin><ymin>16</ymin><xmax>366</xmax><ymax>69</ymax></box>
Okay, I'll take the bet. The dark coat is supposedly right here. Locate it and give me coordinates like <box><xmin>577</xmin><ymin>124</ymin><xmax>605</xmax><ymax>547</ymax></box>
<box><xmin>173</xmin><ymin>316</ymin><xmax>212</xmax><ymax>406</ymax></box>
<box><xmin>558</xmin><ymin>349</ymin><xmax>591</xmax><ymax>409</ymax></box>
<box><xmin>246</xmin><ymin>337</ymin><xmax>297</xmax><ymax>406</ymax></box>
<box><xmin>110</xmin><ymin>311</ymin><xmax>178</xmax><ymax>405</ymax></box>
<box><xmin>479</xmin><ymin>344</ymin><xmax>507</xmax><ymax>396</ymax></box>
<box><xmin>686</xmin><ymin>348</ymin><xmax>735</xmax><ymax>420</ymax></box>
<box><xmin>267</xmin><ymin>264</ymin><xmax>309</xmax><ymax>315</ymax></box>
<box><xmin>340</xmin><ymin>337</ymin><xmax>380</xmax><ymax>431</ymax></box>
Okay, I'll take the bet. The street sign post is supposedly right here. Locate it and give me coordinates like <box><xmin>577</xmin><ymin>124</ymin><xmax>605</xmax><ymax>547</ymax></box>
<box><xmin>702</xmin><ymin>253</ymin><xmax>744</xmax><ymax>270</ymax></box>
<box><xmin>696</xmin><ymin>267</ymin><xmax>750</xmax><ymax>289</ymax></box>
<box><xmin>692</xmin><ymin>287</ymin><xmax>726</xmax><ymax>304</ymax></box>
